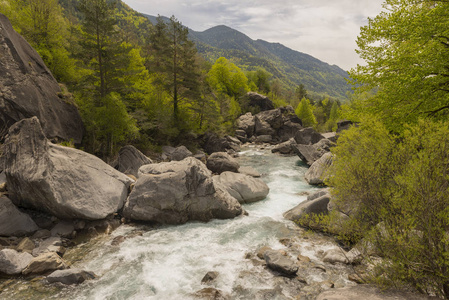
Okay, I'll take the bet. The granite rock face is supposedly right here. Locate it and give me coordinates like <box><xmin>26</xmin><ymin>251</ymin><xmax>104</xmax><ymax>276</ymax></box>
<box><xmin>124</xmin><ymin>157</ymin><xmax>242</xmax><ymax>224</ymax></box>
<box><xmin>0</xmin><ymin>13</ymin><xmax>83</xmax><ymax>143</ymax></box>
<box><xmin>213</xmin><ymin>171</ymin><xmax>269</xmax><ymax>204</ymax></box>
<box><xmin>3</xmin><ymin>117</ymin><xmax>133</xmax><ymax>220</ymax></box>
<box><xmin>114</xmin><ymin>145</ymin><xmax>153</xmax><ymax>177</ymax></box>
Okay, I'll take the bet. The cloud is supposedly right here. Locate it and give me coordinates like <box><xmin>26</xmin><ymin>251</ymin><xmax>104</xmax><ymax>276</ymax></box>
<box><xmin>123</xmin><ymin>0</ymin><xmax>384</xmax><ymax>70</ymax></box>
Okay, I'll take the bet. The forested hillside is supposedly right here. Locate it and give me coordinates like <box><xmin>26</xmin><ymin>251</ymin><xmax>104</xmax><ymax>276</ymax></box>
<box><xmin>145</xmin><ymin>14</ymin><xmax>351</xmax><ymax>100</ymax></box>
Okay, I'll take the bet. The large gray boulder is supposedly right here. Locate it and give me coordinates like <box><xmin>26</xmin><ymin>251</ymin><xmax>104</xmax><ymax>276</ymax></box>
<box><xmin>244</xmin><ymin>92</ymin><xmax>275</xmax><ymax>112</ymax></box>
<box><xmin>213</xmin><ymin>172</ymin><xmax>269</xmax><ymax>204</ymax></box>
<box><xmin>264</xmin><ymin>250</ymin><xmax>298</xmax><ymax>277</ymax></box>
<box><xmin>206</xmin><ymin>152</ymin><xmax>240</xmax><ymax>174</ymax></box>
<box><xmin>114</xmin><ymin>145</ymin><xmax>152</xmax><ymax>177</ymax></box>
<box><xmin>124</xmin><ymin>158</ymin><xmax>242</xmax><ymax>224</ymax></box>
<box><xmin>292</xmin><ymin>138</ymin><xmax>333</xmax><ymax>166</ymax></box>
<box><xmin>294</xmin><ymin>127</ymin><xmax>325</xmax><ymax>145</ymax></box>
<box><xmin>3</xmin><ymin>117</ymin><xmax>133</xmax><ymax>220</ymax></box>
<box><xmin>0</xmin><ymin>248</ymin><xmax>33</xmax><ymax>275</ymax></box>
<box><xmin>0</xmin><ymin>196</ymin><xmax>39</xmax><ymax>236</ymax></box>
<box><xmin>305</xmin><ymin>152</ymin><xmax>334</xmax><ymax>185</ymax></box>
<box><xmin>0</xmin><ymin>13</ymin><xmax>83</xmax><ymax>143</ymax></box>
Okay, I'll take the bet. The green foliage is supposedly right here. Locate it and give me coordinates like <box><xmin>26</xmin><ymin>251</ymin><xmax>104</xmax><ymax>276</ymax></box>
<box><xmin>328</xmin><ymin>117</ymin><xmax>449</xmax><ymax>297</ymax></box>
<box><xmin>247</xmin><ymin>67</ymin><xmax>272</xmax><ymax>94</ymax></box>
<box><xmin>207</xmin><ymin>57</ymin><xmax>249</xmax><ymax>98</ymax></box>
<box><xmin>295</xmin><ymin>97</ymin><xmax>317</xmax><ymax>128</ymax></box>
<box><xmin>349</xmin><ymin>0</ymin><xmax>449</xmax><ymax>130</ymax></box>
<box><xmin>324</xmin><ymin>100</ymin><xmax>340</xmax><ymax>132</ymax></box>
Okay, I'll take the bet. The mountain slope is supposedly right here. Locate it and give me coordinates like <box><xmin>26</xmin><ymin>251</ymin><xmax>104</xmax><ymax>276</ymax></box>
<box><xmin>188</xmin><ymin>25</ymin><xmax>351</xmax><ymax>100</ymax></box>
<box><xmin>142</xmin><ymin>15</ymin><xmax>351</xmax><ymax>100</ymax></box>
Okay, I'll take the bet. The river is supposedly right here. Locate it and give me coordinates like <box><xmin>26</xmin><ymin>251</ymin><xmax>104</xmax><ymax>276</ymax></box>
<box><xmin>1</xmin><ymin>145</ymin><xmax>351</xmax><ymax>299</ymax></box>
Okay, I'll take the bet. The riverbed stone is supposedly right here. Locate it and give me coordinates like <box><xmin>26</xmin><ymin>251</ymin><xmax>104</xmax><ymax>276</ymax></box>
<box><xmin>32</xmin><ymin>237</ymin><xmax>65</xmax><ymax>257</ymax></box>
<box><xmin>264</xmin><ymin>250</ymin><xmax>298</xmax><ymax>277</ymax></box>
<box><xmin>238</xmin><ymin>166</ymin><xmax>261</xmax><ymax>178</ymax></box>
<box><xmin>206</xmin><ymin>152</ymin><xmax>240</xmax><ymax>174</ymax></box>
<box><xmin>3</xmin><ymin>117</ymin><xmax>134</xmax><ymax>220</ymax></box>
<box><xmin>0</xmin><ymin>196</ymin><xmax>39</xmax><ymax>237</ymax></box>
<box><xmin>272</xmin><ymin>138</ymin><xmax>296</xmax><ymax>154</ymax></box>
<box><xmin>323</xmin><ymin>248</ymin><xmax>350</xmax><ymax>264</ymax></box>
<box><xmin>0</xmin><ymin>248</ymin><xmax>33</xmax><ymax>275</ymax></box>
<box><xmin>193</xmin><ymin>287</ymin><xmax>230</xmax><ymax>300</ymax></box>
<box><xmin>283</xmin><ymin>194</ymin><xmax>331</xmax><ymax>223</ymax></box>
<box><xmin>22</xmin><ymin>252</ymin><xmax>68</xmax><ymax>275</ymax></box>
<box><xmin>124</xmin><ymin>157</ymin><xmax>242</xmax><ymax>224</ymax></box>
<box><xmin>201</xmin><ymin>271</ymin><xmax>219</xmax><ymax>284</ymax></box>
<box><xmin>213</xmin><ymin>172</ymin><xmax>269</xmax><ymax>204</ymax></box>
<box><xmin>47</xmin><ymin>268</ymin><xmax>96</xmax><ymax>285</ymax></box>
<box><xmin>50</xmin><ymin>221</ymin><xmax>75</xmax><ymax>238</ymax></box>
<box><xmin>16</xmin><ymin>237</ymin><xmax>35</xmax><ymax>254</ymax></box>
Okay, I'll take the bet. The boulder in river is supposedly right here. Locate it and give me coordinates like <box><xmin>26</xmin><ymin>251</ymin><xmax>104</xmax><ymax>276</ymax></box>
<box><xmin>206</xmin><ymin>152</ymin><xmax>240</xmax><ymax>174</ymax></box>
<box><xmin>123</xmin><ymin>157</ymin><xmax>242</xmax><ymax>224</ymax></box>
<box><xmin>0</xmin><ymin>196</ymin><xmax>39</xmax><ymax>237</ymax></box>
<box><xmin>47</xmin><ymin>268</ymin><xmax>96</xmax><ymax>285</ymax></box>
<box><xmin>213</xmin><ymin>171</ymin><xmax>269</xmax><ymax>204</ymax></box>
<box><xmin>316</xmin><ymin>284</ymin><xmax>432</xmax><ymax>300</ymax></box>
<box><xmin>264</xmin><ymin>250</ymin><xmax>298</xmax><ymax>277</ymax></box>
<box><xmin>0</xmin><ymin>13</ymin><xmax>83</xmax><ymax>144</ymax></box>
<box><xmin>3</xmin><ymin>117</ymin><xmax>134</xmax><ymax>220</ymax></box>
<box><xmin>113</xmin><ymin>145</ymin><xmax>152</xmax><ymax>177</ymax></box>
<box><xmin>283</xmin><ymin>193</ymin><xmax>331</xmax><ymax>224</ymax></box>
<box><xmin>22</xmin><ymin>252</ymin><xmax>68</xmax><ymax>275</ymax></box>
<box><xmin>0</xmin><ymin>248</ymin><xmax>33</xmax><ymax>275</ymax></box>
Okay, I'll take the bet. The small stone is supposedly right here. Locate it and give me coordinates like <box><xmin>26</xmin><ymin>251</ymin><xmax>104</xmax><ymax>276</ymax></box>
<box><xmin>47</xmin><ymin>269</ymin><xmax>96</xmax><ymax>285</ymax></box>
<box><xmin>257</xmin><ymin>246</ymin><xmax>273</xmax><ymax>259</ymax></box>
<box><xmin>201</xmin><ymin>271</ymin><xmax>219</xmax><ymax>284</ymax></box>
<box><xmin>31</xmin><ymin>229</ymin><xmax>51</xmax><ymax>240</ymax></box>
<box><xmin>297</xmin><ymin>254</ymin><xmax>311</xmax><ymax>264</ymax></box>
<box><xmin>111</xmin><ymin>236</ymin><xmax>125</xmax><ymax>246</ymax></box>
<box><xmin>16</xmin><ymin>237</ymin><xmax>35</xmax><ymax>254</ymax></box>
<box><xmin>22</xmin><ymin>252</ymin><xmax>68</xmax><ymax>275</ymax></box>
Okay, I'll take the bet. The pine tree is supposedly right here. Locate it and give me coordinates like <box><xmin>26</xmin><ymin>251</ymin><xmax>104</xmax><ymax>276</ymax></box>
<box><xmin>148</xmin><ymin>15</ymin><xmax>201</xmax><ymax>127</ymax></box>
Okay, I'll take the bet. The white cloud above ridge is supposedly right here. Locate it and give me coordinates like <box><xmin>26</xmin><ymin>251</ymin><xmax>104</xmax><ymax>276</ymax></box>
<box><xmin>123</xmin><ymin>0</ymin><xmax>385</xmax><ymax>70</ymax></box>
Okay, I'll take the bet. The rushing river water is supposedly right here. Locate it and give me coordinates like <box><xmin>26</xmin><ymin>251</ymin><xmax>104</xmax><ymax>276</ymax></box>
<box><xmin>2</xmin><ymin>145</ymin><xmax>349</xmax><ymax>299</ymax></box>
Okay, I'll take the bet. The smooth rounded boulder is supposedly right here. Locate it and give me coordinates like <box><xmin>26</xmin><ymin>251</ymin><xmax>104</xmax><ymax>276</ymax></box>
<box><xmin>113</xmin><ymin>145</ymin><xmax>152</xmax><ymax>177</ymax></box>
<box><xmin>124</xmin><ymin>157</ymin><xmax>242</xmax><ymax>224</ymax></box>
<box><xmin>3</xmin><ymin>117</ymin><xmax>134</xmax><ymax>220</ymax></box>
<box><xmin>305</xmin><ymin>152</ymin><xmax>334</xmax><ymax>185</ymax></box>
<box><xmin>206</xmin><ymin>152</ymin><xmax>240</xmax><ymax>174</ymax></box>
<box><xmin>0</xmin><ymin>249</ymin><xmax>33</xmax><ymax>275</ymax></box>
<box><xmin>213</xmin><ymin>172</ymin><xmax>269</xmax><ymax>204</ymax></box>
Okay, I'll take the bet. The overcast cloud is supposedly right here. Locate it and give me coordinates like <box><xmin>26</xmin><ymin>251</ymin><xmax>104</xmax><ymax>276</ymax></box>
<box><xmin>123</xmin><ymin>0</ymin><xmax>385</xmax><ymax>71</ymax></box>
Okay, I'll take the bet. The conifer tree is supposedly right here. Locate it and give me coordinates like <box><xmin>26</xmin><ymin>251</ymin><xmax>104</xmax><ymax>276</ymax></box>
<box><xmin>148</xmin><ymin>15</ymin><xmax>201</xmax><ymax>127</ymax></box>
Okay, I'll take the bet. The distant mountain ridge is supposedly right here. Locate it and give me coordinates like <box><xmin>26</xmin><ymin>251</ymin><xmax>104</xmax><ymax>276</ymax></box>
<box><xmin>144</xmin><ymin>14</ymin><xmax>351</xmax><ymax>100</ymax></box>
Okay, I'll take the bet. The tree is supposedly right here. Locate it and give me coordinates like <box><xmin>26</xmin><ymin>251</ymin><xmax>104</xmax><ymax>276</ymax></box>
<box><xmin>79</xmin><ymin>0</ymin><xmax>123</xmax><ymax>99</ymax></box>
<box><xmin>349</xmin><ymin>0</ymin><xmax>449</xmax><ymax>129</ymax></box>
<box><xmin>148</xmin><ymin>15</ymin><xmax>201</xmax><ymax>127</ymax></box>
<box><xmin>327</xmin><ymin>118</ymin><xmax>449</xmax><ymax>298</ymax></box>
<box><xmin>295</xmin><ymin>97</ymin><xmax>317</xmax><ymax>128</ymax></box>
<box><xmin>295</xmin><ymin>84</ymin><xmax>308</xmax><ymax>101</ymax></box>
<box><xmin>207</xmin><ymin>57</ymin><xmax>249</xmax><ymax>99</ymax></box>
<box><xmin>324</xmin><ymin>100</ymin><xmax>340</xmax><ymax>131</ymax></box>
<box><xmin>247</xmin><ymin>67</ymin><xmax>272</xmax><ymax>94</ymax></box>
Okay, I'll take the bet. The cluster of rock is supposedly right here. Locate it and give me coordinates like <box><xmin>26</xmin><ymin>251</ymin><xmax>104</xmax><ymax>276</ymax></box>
<box><xmin>0</xmin><ymin>116</ymin><xmax>270</xmax><ymax>279</ymax></box>
<box><xmin>235</xmin><ymin>106</ymin><xmax>303</xmax><ymax>144</ymax></box>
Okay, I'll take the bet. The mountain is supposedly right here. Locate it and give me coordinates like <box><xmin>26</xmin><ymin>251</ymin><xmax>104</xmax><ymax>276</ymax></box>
<box><xmin>143</xmin><ymin>15</ymin><xmax>351</xmax><ymax>100</ymax></box>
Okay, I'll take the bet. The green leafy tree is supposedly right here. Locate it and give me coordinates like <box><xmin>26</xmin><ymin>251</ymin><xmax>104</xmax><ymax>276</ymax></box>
<box><xmin>349</xmin><ymin>0</ymin><xmax>449</xmax><ymax>129</ymax></box>
<box><xmin>148</xmin><ymin>15</ymin><xmax>201</xmax><ymax>127</ymax></box>
<box><xmin>324</xmin><ymin>100</ymin><xmax>340</xmax><ymax>131</ymax></box>
<box><xmin>295</xmin><ymin>97</ymin><xmax>317</xmax><ymax>128</ymax></box>
<box><xmin>327</xmin><ymin>118</ymin><xmax>449</xmax><ymax>298</ymax></box>
<box><xmin>247</xmin><ymin>67</ymin><xmax>272</xmax><ymax>94</ymax></box>
<box><xmin>207</xmin><ymin>57</ymin><xmax>249</xmax><ymax>99</ymax></box>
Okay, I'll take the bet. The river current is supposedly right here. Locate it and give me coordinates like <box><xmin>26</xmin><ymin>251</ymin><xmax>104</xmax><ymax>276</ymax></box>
<box><xmin>2</xmin><ymin>145</ymin><xmax>342</xmax><ymax>299</ymax></box>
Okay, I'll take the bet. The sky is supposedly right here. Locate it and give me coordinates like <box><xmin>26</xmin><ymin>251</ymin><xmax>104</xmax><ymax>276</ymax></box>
<box><xmin>123</xmin><ymin>0</ymin><xmax>385</xmax><ymax>71</ymax></box>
